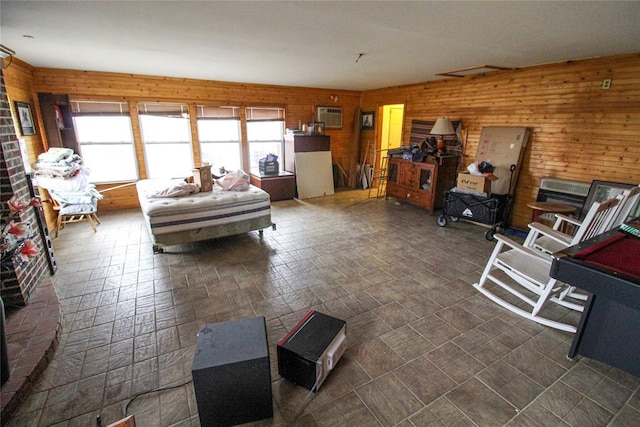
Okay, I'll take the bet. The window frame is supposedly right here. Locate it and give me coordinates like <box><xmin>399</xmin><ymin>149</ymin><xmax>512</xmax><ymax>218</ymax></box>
<box><xmin>246</xmin><ymin>107</ymin><xmax>286</xmax><ymax>173</ymax></box>
<box><xmin>71</xmin><ymin>100</ymin><xmax>139</xmax><ymax>183</ymax></box>
<box><xmin>138</xmin><ymin>102</ymin><xmax>194</xmax><ymax>179</ymax></box>
<box><xmin>196</xmin><ymin>105</ymin><xmax>242</xmax><ymax>173</ymax></box>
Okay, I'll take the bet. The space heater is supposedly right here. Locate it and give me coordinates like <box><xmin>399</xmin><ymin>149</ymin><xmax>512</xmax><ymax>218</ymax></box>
<box><xmin>277</xmin><ymin>310</ymin><xmax>346</xmax><ymax>391</ymax></box>
<box><xmin>536</xmin><ymin>177</ymin><xmax>591</xmax><ymax>220</ymax></box>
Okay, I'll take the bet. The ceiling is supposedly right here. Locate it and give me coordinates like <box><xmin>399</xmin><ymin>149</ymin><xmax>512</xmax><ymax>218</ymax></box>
<box><xmin>2</xmin><ymin>1</ymin><xmax>639</xmax><ymax>91</ymax></box>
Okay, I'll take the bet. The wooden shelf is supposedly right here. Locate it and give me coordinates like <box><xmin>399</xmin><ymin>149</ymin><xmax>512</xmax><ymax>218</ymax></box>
<box><xmin>37</xmin><ymin>93</ymin><xmax>80</xmax><ymax>154</ymax></box>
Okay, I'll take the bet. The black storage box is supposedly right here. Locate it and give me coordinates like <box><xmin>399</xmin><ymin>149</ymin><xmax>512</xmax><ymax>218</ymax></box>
<box><xmin>192</xmin><ymin>317</ymin><xmax>273</xmax><ymax>426</ymax></box>
<box><xmin>259</xmin><ymin>159</ymin><xmax>279</xmax><ymax>175</ymax></box>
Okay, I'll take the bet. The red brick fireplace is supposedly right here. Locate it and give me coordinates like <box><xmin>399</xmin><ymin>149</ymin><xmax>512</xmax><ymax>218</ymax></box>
<box><xmin>1</xmin><ymin>72</ymin><xmax>50</xmax><ymax>306</ymax></box>
<box><xmin>1</xmin><ymin>69</ymin><xmax>62</xmax><ymax>424</ymax></box>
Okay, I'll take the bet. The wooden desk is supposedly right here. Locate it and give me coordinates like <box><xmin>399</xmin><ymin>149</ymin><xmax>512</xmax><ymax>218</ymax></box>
<box><xmin>550</xmin><ymin>229</ymin><xmax>640</xmax><ymax>377</ymax></box>
<box><xmin>250</xmin><ymin>171</ymin><xmax>295</xmax><ymax>201</ymax></box>
<box><xmin>527</xmin><ymin>201</ymin><xmax>577</xmax><ymax>223</ymax></box>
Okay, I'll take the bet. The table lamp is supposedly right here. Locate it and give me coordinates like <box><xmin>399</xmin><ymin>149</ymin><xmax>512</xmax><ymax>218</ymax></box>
<box><xmin>430</xmin><ymin>117</ymin><xmax>455</xmax><ymax>153</ymax></box>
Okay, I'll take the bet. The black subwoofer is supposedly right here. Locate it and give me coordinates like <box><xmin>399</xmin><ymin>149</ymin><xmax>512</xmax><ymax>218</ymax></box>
<box><xmin>191</xmin><ymin>316</ymin><xmax>273</xmax><ymax>426</ymax></box>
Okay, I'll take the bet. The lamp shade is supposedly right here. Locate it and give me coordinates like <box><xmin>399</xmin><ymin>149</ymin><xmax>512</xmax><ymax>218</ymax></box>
<box><xmin>430</xmin><ymin>117</ymin><xmax>455</xmax><ymax>136</ymax></box>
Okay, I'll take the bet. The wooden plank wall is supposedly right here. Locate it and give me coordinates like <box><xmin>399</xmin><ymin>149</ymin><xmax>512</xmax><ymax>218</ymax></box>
<box><xmin>26</xmin><ymin>68</ymin><xmax>361</xmax><ymax>212</ymax></box>
<box><xmin>2</xmin><ymin>59</ymin><xmax>57</xmax><ymax>228</ymax></box>
<box><xmin>4</xmin><ymin>53</ymin><xmax>640</xmax><ymax>231</ymax></box>
<box><xmin>361</xmin><ymin>53</ymin><xmax>640</xmax><ymax>229</ymax></box>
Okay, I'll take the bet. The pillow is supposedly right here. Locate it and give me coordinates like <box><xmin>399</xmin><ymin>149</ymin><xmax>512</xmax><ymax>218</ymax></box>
<box><xmin>216</xmin><ymin>170</ymin><xmax>250</xmax><ymax>191</ymax></box>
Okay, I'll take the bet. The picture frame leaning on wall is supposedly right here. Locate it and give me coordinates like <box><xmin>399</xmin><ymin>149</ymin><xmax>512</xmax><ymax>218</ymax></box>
<box><xmin>15</xmin><ymin>101</ymin><xmax>36</xmax><ymax>136</ymax></box>
<box><xmin>581</xmin><ymin>180</ymin><xmax>636</xmax><ymax>219</ymax></box>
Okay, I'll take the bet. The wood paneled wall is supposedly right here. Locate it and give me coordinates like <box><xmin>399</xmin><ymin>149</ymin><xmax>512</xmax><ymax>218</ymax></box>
<box><xmin>361</xmin><ymin>53</ymin><xmax>640</xmax><ymax>229</ymax></box>
<box><xmin>28</xmin><ymin>68</ymin><xmax>361</xmax><ymax>212</ymax></box>
<box><xmin>2</xmin><ymin>58</ymin><xmax>57</xmax><ymax>228</ymax></box>
<box><xmin>4</xmin><ymin>53</ymin><xmax>640</xmax><ymax>231</ymax></box>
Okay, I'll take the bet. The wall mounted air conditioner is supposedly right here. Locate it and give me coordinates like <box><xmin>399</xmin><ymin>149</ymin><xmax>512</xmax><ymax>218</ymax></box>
<box><xmin>316</xmin><ymin>107</ymin><xmax>343</xmax><ymax>129</ymax></box>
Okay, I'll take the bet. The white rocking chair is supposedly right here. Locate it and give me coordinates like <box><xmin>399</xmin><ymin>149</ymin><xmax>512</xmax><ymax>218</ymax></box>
<box><xmin>520</xmin><ymin>196</ymin><xmax>623</xmax><ymax>313</ymax></box>
<box><xmin>473</xmin><ymin>233</ymin><xmax>582</xmax><ymax>332</ymax></box>
<box><xmin>607</xmin><ymin>185</ymin><xmax>640</xmax><ymax>228</ymax></box>
<box><xmin>523</xmin><ymin>196</ymin><xmax>621</xmax><ymax>255</ymax></box>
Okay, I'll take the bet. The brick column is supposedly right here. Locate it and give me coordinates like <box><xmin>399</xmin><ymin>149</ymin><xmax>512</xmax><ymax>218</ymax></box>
<box><xmin>0</xmin><ymin>71</ymin><xmax>48</xmax><ymax>306</ymax></box>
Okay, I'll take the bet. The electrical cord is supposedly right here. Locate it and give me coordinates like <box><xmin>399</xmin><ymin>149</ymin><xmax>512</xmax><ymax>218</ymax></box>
<box><xmin>93</xmin><ymin>360</ymin><xmax>328</xmax><ymax>426</ymax></box>
<box><xmin>125</xmin><ymin>379</ymin><xmax>193</xmax><ymax>415</ymax></box>
<box><xmin>94</xmin><ymin>379</ymin><xmax>193</xmax><ymax>427</ymax></box>
<box><xmin>1</xmin><ymin>55</ymin><xmax>13</xmax><ymax>70</ymax></box>
<box><xmin>287</xmin><ymin>359</ymin><xmax>323</xmax><ymax>425</ymax></box>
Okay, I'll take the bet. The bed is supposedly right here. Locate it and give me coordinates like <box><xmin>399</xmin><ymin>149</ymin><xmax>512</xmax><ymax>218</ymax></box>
<box><xmin>136</xmin><ymin>179</ymin><xmax>275</xmax><ymax>253</ymax></box>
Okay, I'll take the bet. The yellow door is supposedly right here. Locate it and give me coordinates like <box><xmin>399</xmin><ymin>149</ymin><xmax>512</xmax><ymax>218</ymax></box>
<box><xmin>387</xmin><ymin>106</ymin><xmax>404</xmax><ymax>149</ymax></box>
<box><xmin>372</xmin><ymin>104</ymin><xmax>404</xmax><ymax>194</ymax></box>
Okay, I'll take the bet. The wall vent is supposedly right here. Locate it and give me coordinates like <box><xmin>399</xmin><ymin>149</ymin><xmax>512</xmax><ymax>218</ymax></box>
<box><xmin>316</xmin><ymin>107</ymin><xmax>342</xmax><ymax>129</ymax></box>
<box><xmin>539</xmin><ymin>177</ymin><xmax>591</xmax><ymax>197</ymax></box>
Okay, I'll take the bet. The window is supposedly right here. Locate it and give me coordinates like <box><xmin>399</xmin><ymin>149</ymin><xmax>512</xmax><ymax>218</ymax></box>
<box><xmin>246</xmin><ymin>107</ymin><xmax>285</xmax><ymax>172</ymax></box>
<box><xmin>197</xmin><ymin>105</ymin><xmax>241</xmax><ymax>173</ymax></box>
<box><xmin>138</xmin><ymin>102</ymin><xmax>193</xmax><ymax>179</ymax></box>
<box><xmin>72</xmin><ymin>100</ymin><xmax>137</xmax><ymax>183</ymax></box>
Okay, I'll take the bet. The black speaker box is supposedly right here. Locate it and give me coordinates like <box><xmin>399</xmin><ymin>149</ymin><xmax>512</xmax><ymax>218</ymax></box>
<box><xmin>192</xmin><ymin>316</ymin><xmax>273</xmax><ymax>426</ymax></box>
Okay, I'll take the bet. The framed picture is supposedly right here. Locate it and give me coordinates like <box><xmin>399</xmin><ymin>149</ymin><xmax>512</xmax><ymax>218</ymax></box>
<box><xmin>581</xmin><ymin>179</ymin><xmax>635</xmax><ymax>219</ymax></box>
<box><xmin>361</xmin><ymin>111</ymin><xmax>374</xmax><ymax>130</ymax></box>
<box><xmin>314</xmin><ymin>121</ymin><xmax>325</xmax><ymax>135</ymax></box>
<box><xmin>15</xmin><ymin>101</ymin><xmax>36</xmax><ymax>135</ymax></box>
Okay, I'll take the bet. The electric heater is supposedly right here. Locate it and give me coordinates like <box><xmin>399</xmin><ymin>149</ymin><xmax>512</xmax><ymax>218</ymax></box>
<box><xmin>277</xmin><ymin>310</ymin><xmax>346</xmax><ymax>391</ymax></box>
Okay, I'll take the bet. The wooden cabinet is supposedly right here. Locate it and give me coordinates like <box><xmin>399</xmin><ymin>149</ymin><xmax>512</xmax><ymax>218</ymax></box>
<box><xmin>250</xmin><ymin>170</ymin><xmax>296</xmax><ymax>201</ymax></box>
<box><xmin>386</xmin><ymin>156</ymin><xmax>458</xmax><ymax>213</ymax></box>
<box><xmin>283</xmin><ymin>134</ymin><xmax>330</xmax><ymax>173</ymax></box>
<box><xmin>37</xmin><ymin>93</ymin><xmax>81</xmax><ymax>155</ymax></box>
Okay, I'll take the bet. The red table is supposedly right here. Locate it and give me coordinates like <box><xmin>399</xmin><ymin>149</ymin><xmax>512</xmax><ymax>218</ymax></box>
<box><xmin>551</xmin><ymin>229</ymin><xmax>640</xmax><ymax>377</ymax></box>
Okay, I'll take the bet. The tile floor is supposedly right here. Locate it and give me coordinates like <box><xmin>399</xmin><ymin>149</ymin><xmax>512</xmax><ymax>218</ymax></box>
<box><xmin>5</xmin><ymin>189</ymin><xmax>640</xmax><ymax>426</ymax></box>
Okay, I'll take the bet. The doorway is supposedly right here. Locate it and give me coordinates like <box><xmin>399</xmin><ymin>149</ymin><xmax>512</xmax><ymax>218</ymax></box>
<box><xmin>380</xmin><ymin>104</ymin><xmax>404</xmax><ymax>154</ymax></box>
<box><xmin>371</xmin><ymin>104</ymin><xmax>404</xmax><ymax>194</ymax></box>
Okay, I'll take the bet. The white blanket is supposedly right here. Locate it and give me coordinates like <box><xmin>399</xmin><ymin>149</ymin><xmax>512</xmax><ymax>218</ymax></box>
<box><xmin>143</xmin><ymin>180</ymin><xmax>201</xmax><ymax>198</ymax></box>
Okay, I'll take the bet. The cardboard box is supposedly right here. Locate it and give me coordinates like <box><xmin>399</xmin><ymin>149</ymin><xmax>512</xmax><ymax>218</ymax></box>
<box><xmin>456</xmin><ymin>172</ymin><xmax>497</xmax><ymax>195</ymax></box>
<box><xmin>193</xmin><ymin>164</ymin><xmax>213</xmax><ymax>192</ymax></box>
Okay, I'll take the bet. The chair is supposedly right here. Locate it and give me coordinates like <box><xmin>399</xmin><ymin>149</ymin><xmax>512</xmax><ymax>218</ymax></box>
<box><xmin>473</xmin><ymin>233</ymin><xmax>582</xmax><ymax>332</ymax></box>
<box><xmin>523</xmin><ymin>196</ymin><xmax>621</xmax><ymax>255</ymax></box>
<box><xmin>607</xmin><ymin>184</ymin><xmax>640</xmax><ymax>228</ymax></box>
<box><xmin>49</xmin><ymin>187</ymin><xmax>102</xmax><ymax>237</ymax></box>
<box><xmin>502</xmin><ymin>196</ymin><xmax>622</xmax><ymax>319</ymax></box>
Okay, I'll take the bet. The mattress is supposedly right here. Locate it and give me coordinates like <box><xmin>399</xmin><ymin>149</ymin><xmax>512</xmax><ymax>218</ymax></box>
<box><xmin>136</xmin><ymin>179</ymin><xmax>271</xmax><ymax>241</ymax></box>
